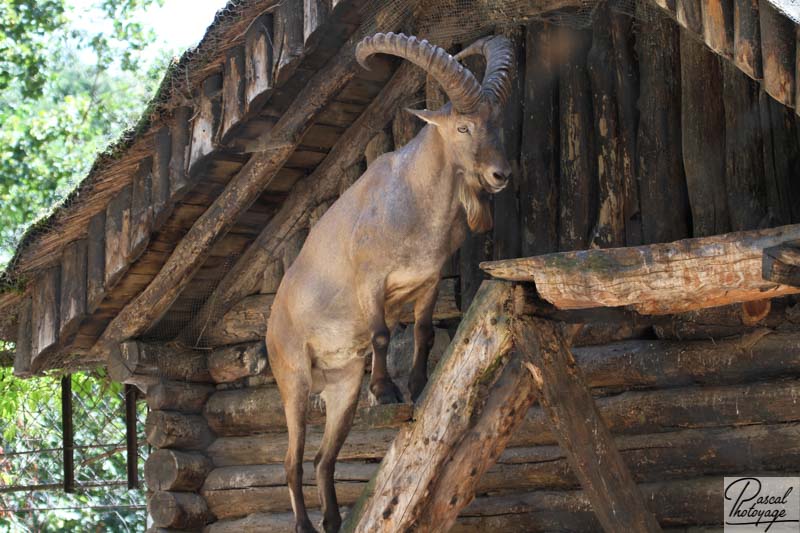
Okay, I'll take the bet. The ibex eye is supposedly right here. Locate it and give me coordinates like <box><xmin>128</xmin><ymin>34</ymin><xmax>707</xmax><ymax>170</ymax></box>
<box><xmin>457</xmin><ymin>125</ymin><xmax>469</xmax><ymax>133</ymax></box>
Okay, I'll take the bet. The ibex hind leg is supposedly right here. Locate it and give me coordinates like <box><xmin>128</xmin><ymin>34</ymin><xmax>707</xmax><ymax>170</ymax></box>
<box><xmin>270</xmin><ymin>341</ymin><xmax>317</xmax><ymax>533</ymax></box>
<box><xmin>315</xmin><ymin>357</ymin><xmax>365</xmax><ymax>533</ymax></box>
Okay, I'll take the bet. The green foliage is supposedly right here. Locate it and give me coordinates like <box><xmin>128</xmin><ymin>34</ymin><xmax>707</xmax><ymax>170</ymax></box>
<box><xmin>0</xmin><ymin>368</ymin><xmax>148</xmax><ymax>532</ymax></box>
<box><xmin>0</xmin><ymin>0</ymin><xmax>172</xmax><ymax>270</ymax></box>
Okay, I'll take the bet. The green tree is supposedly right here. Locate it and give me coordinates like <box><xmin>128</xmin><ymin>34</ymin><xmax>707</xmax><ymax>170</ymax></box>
<box><xmin>0</xmin><ymin>0</ymin><xmax>171</xmax><ymax>269</ymax></box>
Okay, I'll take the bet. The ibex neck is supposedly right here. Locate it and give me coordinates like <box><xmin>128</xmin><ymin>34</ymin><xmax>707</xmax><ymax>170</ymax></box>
<box><xmin>400</xmin><ymin>125</ymin><xmax>460</xmax><ymax>199</ymax></box>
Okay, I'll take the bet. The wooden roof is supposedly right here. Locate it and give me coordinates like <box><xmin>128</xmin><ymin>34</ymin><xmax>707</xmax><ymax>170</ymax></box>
<box><xmin>4</xmin><ymin>0</ymin><xmax>800</xmax><ymax>374</ymax></box>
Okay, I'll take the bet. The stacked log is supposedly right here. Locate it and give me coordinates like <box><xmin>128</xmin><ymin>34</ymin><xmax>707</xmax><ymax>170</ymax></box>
<box><xmin>140</xmin><ymin>347</ymin><xmax>217</xmax><ymax>530</ymax></box>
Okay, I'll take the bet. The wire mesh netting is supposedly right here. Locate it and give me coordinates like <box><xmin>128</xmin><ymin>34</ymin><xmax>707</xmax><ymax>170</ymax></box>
<box><xmin>0</xmin><ymin>370</ymin><xmax>147</xmax><ymax>532</ymax></box>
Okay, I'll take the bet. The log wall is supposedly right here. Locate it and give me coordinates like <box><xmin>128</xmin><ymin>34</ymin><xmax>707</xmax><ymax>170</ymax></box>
<box><xmin>135</xmin><ymin>5</ymin><xmax>800</xmax><ymax>532</ymax></box>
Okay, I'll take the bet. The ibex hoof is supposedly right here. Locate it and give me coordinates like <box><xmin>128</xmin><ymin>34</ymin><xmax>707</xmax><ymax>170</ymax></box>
<box><xmin>370</xmin><ymin>378</ymin><xmax>404</xmax><ymax>405</ymax></box>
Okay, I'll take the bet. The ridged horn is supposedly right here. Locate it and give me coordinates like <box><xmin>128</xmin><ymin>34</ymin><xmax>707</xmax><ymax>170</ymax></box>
<box><xmin>356</xmin><ymin>32</ymin><xmax>483</xmax><ymax>114</ymax></box>
<box><xmin>454</xmin><ymin>35</ymin><xmax>514</xmax><ymax>107</ymax></box>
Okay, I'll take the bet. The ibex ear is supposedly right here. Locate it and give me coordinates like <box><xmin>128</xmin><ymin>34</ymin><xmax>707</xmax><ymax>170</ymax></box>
<box><xmin>405</xmin><ymin>108</ymin><xmax>446</xmax><ymax>127</ymax></box>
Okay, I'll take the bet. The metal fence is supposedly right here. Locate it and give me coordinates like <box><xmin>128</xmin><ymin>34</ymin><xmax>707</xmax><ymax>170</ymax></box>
<box><xmin>0</xmin><ymin>369</ymin><xmax>148</xmax><ymax>532</ymax></box>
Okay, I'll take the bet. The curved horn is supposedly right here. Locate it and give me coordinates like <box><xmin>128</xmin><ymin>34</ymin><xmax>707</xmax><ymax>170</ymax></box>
<box><xmin>356</xmin><ymin>32</ymin><xmax>483</xmax><ymax>114</ymax></box>
<box><xmin>454</xmin><ymin>35</ymin><xmax>514</xmax><ymax>107</ymax></box>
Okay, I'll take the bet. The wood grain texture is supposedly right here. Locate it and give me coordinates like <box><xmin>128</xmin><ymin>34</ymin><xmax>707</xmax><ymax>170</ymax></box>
<box><xmin>129</xmin><ymin>157</ymin><xmax>153</xmax><ymax>260</ymax></box>
<box><xmin>515</xmin><ymin>317</ymin><xmax>662</xmax><ymax>533</ymax></box>
<box><xmin>169</xmin><ymin>106</ymin><xmax>192</xmax><ymax>199</ymax></box>
<box><xmin>145</xmin><ymin>410</ymin><xmax>213</xmax><ymax>450</ymax></box>
<box><xmin>481</xmin><ymin>224</ymin><xmax>800</xmax><ymax>314</ymax></box>
<box><xmin>221</xmin><ymin>46</ymin><xmax>246</xmax><ymax>142</ymax></box>
<box><xmin>144</xmin><ymin>449</ymin><xmax>212</xmax><ymax>492</ymax></box>
<box><xmin>759</xmin><ymin>0</ymin><xmax>795</xmax><ymax>106</ymax></box>
<box><xmin>104</xmin><ymin>185</ymin><xmax>132</xmax><ymax>288</ymax></box>
<box><xmin>677</xmin><ymin>0</ymin><xmax>703</xmax><ymax>33</ymax></box>
<box><xmin>734</xmin><ymin>0</ymin><xmax>763</xmax><ymax>79</ymax></box>
<box><xmin>208</xmin><ymin>342</ymin><xmax>269</xmax><ymax>383</ymax></box>
<box><xmin>59</xmin><ymin>239</ymin><xmax>87</xmax><ymax>340</ymax></box>
<box><xmin>148</xmin><ymin>490</ymin><xmax>212</xmax><ymax>529</ymax></box>
<box><xmin>31</xmin><ymin>267</ymin><xmax>60</xmax><ymax>365</ymax></box>
<box><xmin>86</xmin><ymin>210</ymin><xmax>105</xmax><ymax>313</ymax></box>
<box><xmin>189</xmin><ymin>74</ymin><xmax>223</xmax><ymax>175</ymax></box>
<box><xmin>680</xmin><ymin>28</ymin><xmax>729</xmax><ymax>237</ymax></box>
<box><xmin>245</xmin><ymin>14</ymin><xmax>274</xmax><ymax>115</ymax></box>
<box><xmin>152</xmin><ymin>126</ymin><xmax>171</xmax><ymax>225</ymax></box>
<box><xmin>13</xmin><ymin>296</ymin><xmax>33</xmax><ymax>377</ymax></box>
<box><xmin>701</xmin><ymin>0</ymin><xmax>734</xmax><ymax>57</ymax></box>
<box><xmin>146</xmin><ymin>380</ymin><xmax>215</xmax><ymax>413</ymax></box>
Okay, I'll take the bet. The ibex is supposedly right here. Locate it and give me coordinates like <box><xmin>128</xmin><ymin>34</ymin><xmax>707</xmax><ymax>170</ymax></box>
<box><xmin>266</xmin><ymin>32</ymin><xmax>514</xmax><ymax>533</ymax></box>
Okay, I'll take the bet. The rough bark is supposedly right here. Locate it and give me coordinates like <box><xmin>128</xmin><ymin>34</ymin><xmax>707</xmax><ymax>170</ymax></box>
<box><xmin>207</xmin><ymin>342</ymin><xmax>269</xmax><ymax>383</ymax></box>
<box><xmin>146</xmin><ymin>380</ymin><xmax>215</xmax><ymax>414</ymax></box>
<box><xmin>144</xmin><ymin>449</ymin><xmax>212</xmax><ymax>492</ymax></box>
<box><xmin>482</xmin><ymin>224</ymin><xmax>800</xmax><ymax>314</ymax></box>
<box><xmin>148</xmin><ymin>490</ymin><xmax>212</xmax><ymax>529</ymax></box>
<box><xmin>145</xmin><ymin>410</ymin><xmax>214</xmax><ymax>450</ymax></box>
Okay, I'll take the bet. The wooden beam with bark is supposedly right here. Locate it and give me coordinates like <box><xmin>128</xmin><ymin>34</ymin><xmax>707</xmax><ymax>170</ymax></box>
<box><xmin>482</xmin><ymin>224</ymin><xmax>800</xmax><ymax>314</ymax></box>
<box><xmin>515</xmin><ymin>317</ymin><xmax>662</xmax><ymax>533</ymax></box>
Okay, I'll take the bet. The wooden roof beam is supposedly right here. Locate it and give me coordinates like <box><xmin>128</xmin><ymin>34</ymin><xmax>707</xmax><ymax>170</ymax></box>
<box><xmin>482</xmin><ymin>224</ymin><xmax>800</xmax><ymax>315</ymax></box>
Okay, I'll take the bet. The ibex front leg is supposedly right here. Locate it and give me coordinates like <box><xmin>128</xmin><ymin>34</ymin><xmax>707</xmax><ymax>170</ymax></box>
<box><xmin>409</xmin><ymin>279</ymin><xmax>438</xmax><ymax>402</ymax></box>
<box><xmin>360</xmin><ymin>280</ymin><xmax>403</xmax><ymax>404</ymax></box>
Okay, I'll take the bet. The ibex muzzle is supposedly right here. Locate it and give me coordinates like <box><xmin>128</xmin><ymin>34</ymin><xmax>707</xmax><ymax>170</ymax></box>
<box><xmin>266</xmin><ymin>32</ymin><xmax>514</xmax><ymax>533</ymax></box>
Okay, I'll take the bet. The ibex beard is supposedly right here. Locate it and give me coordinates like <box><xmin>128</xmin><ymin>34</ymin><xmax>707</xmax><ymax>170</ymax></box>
<box><xmin>266</xmin><ymin>32</ymin><xmax>515</xmax><ymax>533</ymax></box>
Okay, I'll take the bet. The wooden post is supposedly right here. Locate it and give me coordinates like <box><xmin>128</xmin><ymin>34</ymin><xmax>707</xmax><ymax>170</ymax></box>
<box><xmin>680</xmin><ymin>27</ymin><xmax>729</xmax><ymax>237</ymax></box>
<box><xmin>125</xmin><ymin>384</ymin><xmax>139</xmax><ymax>489</ymax></box>
<box><xmin>59</xmin><ymin>239</ymin><xmax>88</xmax><ymax>340</ymax></box>
<box><xmin>104</xmin><ymin>185</ymin><xmax>132</xmax><ymax>288</ymax></box>
<box><xmin>764</xmin><ymin>241</ymin><xmax>800</xmax><ymax>287</ymax></box>
<box><xmin>189</xmin><ymin>74</ymin><xmax>223</xmax><ymax>176</ymax></box>
<box><xmin>13</xmin><ymin>296</ymin><xmax>33</xmax><ymax>378</ymax></box>
<box><xmin>759</xmin><ymin>0</ymin><xmax>795</xmax><ymax>107</ymax></box>
<box><xmin>701</xmin><ymin>0</ymin><xmax>734</xmax><ymax>58</ymax></box>
<box><xmin>733</xmin><ymin>0</ymin><xmax>762</xmax><ymax>80</ymax></box>
<box><xmin>31</xmin><ymin>266</ymin><xmax>60</xmax><ymax>367</ymax></box>
<box><xmin>62</xmin><ymin>375</ymin><xmax>74</xmax><ymax>493</ymax></box>
<box><xmin>514</xmin><ymin>317</ymin><xmax>662</xmax><ymax>533</ymax></box>
<box><xmin>221</xmin><ymin>46</ymin><xmax>246</xmax><ymax>143</ymax></box>
<box><xmin>677</xmin><ymin>0</ymin><xmax>703</xmax><ymax>33</ymax></box>
<box><xmin>520</xmin><ymin>21</ymin><xmax>558</xmax><ymax>256</ymax></box>
<box><xmin>86</xmin><ymin>210</ymin><xmax>105</xmax><ymax>313</ymax></box>
<box><xmin>636</xmin><ymin>3</ymin><xmax>690</xmax><ymax>244</ymax></box>
<box><xmin>130</xmin><ymin>157</ymin><xmax>153</xmax><ymax>260</ymax></box>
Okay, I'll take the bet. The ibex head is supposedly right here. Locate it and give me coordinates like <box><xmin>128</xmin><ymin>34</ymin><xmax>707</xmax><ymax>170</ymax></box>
<box><xmin>356</xmin><ymin>33</ymin><xmax>514</xmax><ymax>232</ymax></box>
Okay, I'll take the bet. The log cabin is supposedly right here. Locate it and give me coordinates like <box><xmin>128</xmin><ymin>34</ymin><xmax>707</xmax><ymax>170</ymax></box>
<box><xmin>2</xmin><ymin>0</ymin><xmax>800</xmax><ymax>531</ymax></box>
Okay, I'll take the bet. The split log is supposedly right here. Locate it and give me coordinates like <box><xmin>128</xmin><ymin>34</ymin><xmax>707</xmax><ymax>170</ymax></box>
<box><xmin>520</xmin><ymin>21</ymin><xmax>558</xmax><ymax>256</ymax></box>
<box><xmin>515</xmin><ymin>317</ymin><xmax>661</xmax><ymax>533</ymax></box>
<box><xmin>189</xmin><ymin>74</ymin><xmax>223</xmax><ymax>176</ymax></box>
<box><xmin>304</xmin><ymin>0</ymin><xmax>329</xmax><ymax>50</ymax></box>
<box><xmin>152</xmin><ymin>126</ymin><xmax>171</xmax><ymax>225</ymax></box>
<box><xmin>59</xmin><ymin>239</ymin><xmax>87</xmax><ymax>340</ymax></box>
<box><xmin>104</xmin><ymin>185</ymin><xmax>132</xmax><ymax>288</ymax></box>
<box><xmin>146</xmin><ymin>380</ymin><xmax>215</xmax><ymax>413</ymax></box>
<box><xmin>513</xmin><ymin>379</ymin><xmax>800</xmax><ymax>447</ymax></box>
<box><xmin>148</xmin><ymin>491</ymin><xmax>212</xmax><ymax>529</ymax></box>
<box><xmin>701</xmin><ymin>0</ymin><xmax>733</xmax><ymax>57</ymax></box>
<box><xmin>558</xmin><ymin>28</ymin><xmax>594</xmax><ymax>252</ymax></box>
<box><xmin>761</xmin><ymin>97</ymin><xmax>800</xmax><ymax>225</ymax></box>
<box><xmin>91</xmin><ymin>35</ymin><xmax>379</xmax><ymax>357</ymax></box>
<box><xmin>108</xmin><ymin>341</ymin><xmax>210</xmax><ymax>388</ymax></box>
<box><xmin>31</xmin><ymin>267</ymin><xmax>60</xmax><ymax>366</ymax></box>
<box><xmin>610</xmin><ymin>10</ymin><xmax>642</xmax><ymax>246</ymax></box>
<box><xmin>481</xmin><ymin>224</ymin><xmax>800</xmax><ymax>314</ymax></box>
<box><xmin>208</xmin><ymin>342</ymin><xmax>268</xmax><ymax>383</ymax></box>
<box><xmin>587</xmin><ymin>6</ymin><xmax>625</xmax><ymax>248</ymax></box>
<box><xmin>130</xmin><ymin>157</ymin><xmax>153</xmax><ymax>260</ymax></box>
<box><xmin>245</xmin><ymin>14</ymin><xmax>273</xmax><ymax>115</ymax></box>
<box><xmin>676</xmin><ymin>0</ymin><xmax>703</xmax><ymax>34</ymax></box>
<box><xmin>220</xmin><ymin>46</ymin><xmax>246</xmax><ymax>143</ymax></box>
<box><xmin>13</xmin><ymin>296</ymin><xmax>32</xmax><ymax>377</ymax></box>
<box><xmin>208</xmin><ymin>428</ymin><xmax>399</xmax><ymax>467</ymax></box>
<box><xmin>764</xmin><ymin>241</ymin><xmax>800</xmax><ymax>287</ymax></box>
<box><xmin>342</xmin><ymin>282</ymin><xmax>514</xmax><ymax>532</ymax></box>
<box><xmin>169</xmin><ymin>106</ymin><xmax>192</xmax><ymax>200</ymax></box>
<box><xmin>486</xmin><ymin>422</ymin><xmax>800</xmax><ymax>492</ymax></box>
<box><xmin>492</xmin><ymin>28</ymin><xmax>522</xmax><ymax>261</ymax></box>
<box><xmin>723</xmin><ymin>60</ymin><xmax>768</xmax><ymax>231</ymax></box>
<box><xmin>635</xmin><ymin>4</ymin><xmax>690</xmax><ymax>244</ymax></box>
<box><xmin>145</xmin><ymin>410</ymin><xmax>214</xmax><ymax>450</ymax></box>
<box><xmin>733</xmin><ymin>0</ymin><xmax>762</xmax><ymax>79</ymax></box>
<box><xmin>180</xmin><ymin>62</ymin><xmax>426</xmax><ymax>344</ymax></box>
<box><xmin>203</xmin><ymin>294</ymin><xmax>273</xmax><ymax>346</ymax></box>
<box><xmin>273</xmin><ymin>0</ymin><xmax>304</xmax><ymax>85</ymax></box>
<box><xmin>680</xmin><ymin>29</ymin><xmax>729</xmax><ymax>237</ymax></box>
<box><xmin>144</xmin><ymin>449</ymin><xmax>212</xmax><ymax>491</ymax></box>
<box><xmin>86</xmin><ymin>210</ymin><xmax>105</xmax><ymax>313</ymax></box>
<box><xmin>759</xmin><ymin>0</ymin><xmax>795</xmax><ymax>107</ymax></box>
